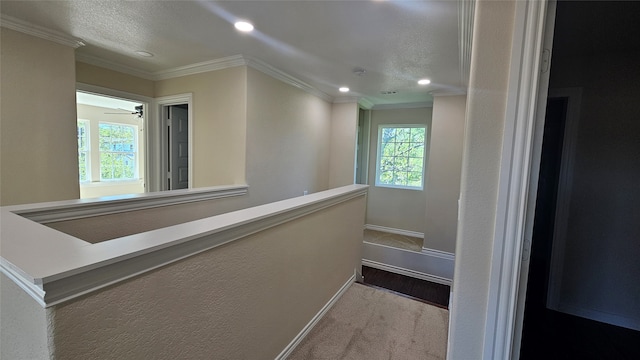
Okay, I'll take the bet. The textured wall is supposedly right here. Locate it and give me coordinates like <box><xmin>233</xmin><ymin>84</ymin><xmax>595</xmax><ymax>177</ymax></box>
<box><xmin>328</xmin><ymin>102</ymin><xmax>359</xmax><ymax>188</ymax></box>
<box><xmin>155</xmin><ymin>67</ymin><xmax>248</xmax><ymax>188</ymax></box>
<box><xmin>366</xmin><ymin>107</ymin><xmax>432</xmax><ymax>233</ymax></box>
<box><xmin>0</xmin><ymin>28</ymin><xmax>80</xmax><ymax>205</ymax></box>
<box><xmin>0</xmin><ymin>273</ymin><xmax>52</xmax><ymax>359</ymax></box>
<box><xmin>245</xmin><ymin>67</ymin><xmax>332</xmax><ymax>205</ymax></box>
<box><xmin>424</xmin><ymin>95</ymin><xmax>466</xmax><ymax>253</ymax></box>
<box><xmin>76</xmin><ymin>62</ymin><xmax>155</xmax><ymax>98</ymax></box>
<box><xmin>48</xmin><ymin>196</ymin><xmax>365</xmax><ymax>359</ymax></box>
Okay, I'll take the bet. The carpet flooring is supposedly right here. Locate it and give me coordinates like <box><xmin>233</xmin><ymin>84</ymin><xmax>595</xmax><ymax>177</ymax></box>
<box><xmin>287</xmin><ymin>282</ymin><xmax>449</xmax><ymax>360</ymax></box>
<box><xmin>363</xmin><ymin>229</ymin><xmax>423</xmax><ymax>252</ymax></box>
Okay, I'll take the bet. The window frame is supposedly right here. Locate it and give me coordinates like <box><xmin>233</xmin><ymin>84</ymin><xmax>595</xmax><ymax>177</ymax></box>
<box><xmin>77</xmin><ymin>119</ymin><xmax>91</xmax><ymax>183</ymax></box>
<box><xmin>97</xmin><ymin>121</ymin><xmax>139</xmax><ymax>181</ymax></box>
<box><xmin>374</xmin><ymin>124</ymin><xmax>427</xmax><ymax>191</ymax></box>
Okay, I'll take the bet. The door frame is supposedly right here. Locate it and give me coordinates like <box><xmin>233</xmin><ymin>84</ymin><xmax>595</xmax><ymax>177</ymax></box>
<box><xmin>479</xmin><ymin>0</ymin><xmax>555</xmax><ymax>359</ymax></box>
<box><xmin>154</xmin><ymin>93</ymin><xmax>193</xmax><ymax>191</ymax></box>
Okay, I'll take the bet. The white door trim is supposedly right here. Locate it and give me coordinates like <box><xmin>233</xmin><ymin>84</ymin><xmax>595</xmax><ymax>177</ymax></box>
<box><xmin>481</xmin><ymin>1</ymin><xmax>549</xmax><ymax>359</ymax></box>
<box><xmin>154</xmin><ymin>94</ymin><xmax>193</xmax><ymax>191</ymax></box>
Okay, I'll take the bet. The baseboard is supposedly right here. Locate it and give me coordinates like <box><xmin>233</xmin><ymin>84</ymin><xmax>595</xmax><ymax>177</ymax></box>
<box><xmin>276</xmin><ymin>273</ymin><xmax>355</xmax><ymax>360</ymax></box>
<box><xmin>364</xmin><ymin>224</ymin><xmax>424</xmax><ymax>239</ymax></box>
<box><xmin>362</xmin><ymin>259</ymin><xmax>452</xmax><ymax>286</ymax></box>
<box><xmin>362</xmin><ymin>241</ymin><xmax>454</xmax><ymax>285</ymax></box>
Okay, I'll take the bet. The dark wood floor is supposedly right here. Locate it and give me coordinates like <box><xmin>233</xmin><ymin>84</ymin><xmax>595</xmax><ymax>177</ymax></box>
<box><xmin>359</xmin><ymin>266</ymin><xmax>450</xmax><ymax>309</ymax></box>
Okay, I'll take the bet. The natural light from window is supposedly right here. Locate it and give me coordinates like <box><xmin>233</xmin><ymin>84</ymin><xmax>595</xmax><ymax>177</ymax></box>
<box><xmin>375</xmin><ymin>125</ymin><xmax>426</xmax><ymax>190</ymax></box>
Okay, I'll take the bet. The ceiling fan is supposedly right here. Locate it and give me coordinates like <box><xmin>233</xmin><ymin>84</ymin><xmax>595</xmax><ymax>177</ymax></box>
<box><xmin>104</xmin><ymin>105</ymin><xmax>143</xmax><ymax>118</ymax></box>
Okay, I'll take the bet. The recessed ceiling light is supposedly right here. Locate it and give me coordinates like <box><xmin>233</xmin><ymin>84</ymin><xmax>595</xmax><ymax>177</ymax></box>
<box><xmin>135</xmin><ymin>50</ymin><xmax>154</xmax><ymax>57</ymax></box>
<box><xmin>234</xmin><ymin>21</ymin><xmax>254</xmax><ymax>32</ymax></box>
<box><xmin>339</xmin><ymin>87</ymin><xmax>350</xmax><ymax>93</ymax></box>
<box><xmin>418</xmin><ymin>78</ymin><xmax>431</xmax><ymax>85</ymax></box>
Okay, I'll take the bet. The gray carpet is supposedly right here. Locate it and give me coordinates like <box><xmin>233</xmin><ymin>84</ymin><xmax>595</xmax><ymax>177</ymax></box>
<box><xmin>288</xmin><ymin>283</ymin><xmax>449</xmax><ymax>360</ymax></box>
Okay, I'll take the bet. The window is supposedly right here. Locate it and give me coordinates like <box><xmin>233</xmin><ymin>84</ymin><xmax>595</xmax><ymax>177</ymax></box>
<box><xmin>99</xmin><ymin>123</ymin><xmax>137</xmax><ymax>180</ymax></box>
<box><xmin>375</xmin><ymin>125</ymin><xmax>426</xmax><ymax>190</ymax></box>
<box><xmin>76</xmin><ymin>121</ymin><xmax>139</xmax><ymax>182</ymax></box>
<box><xmin>77</xmin><ymin>120</ymin><xmax>90</xmax><ymax>182</ymax></box>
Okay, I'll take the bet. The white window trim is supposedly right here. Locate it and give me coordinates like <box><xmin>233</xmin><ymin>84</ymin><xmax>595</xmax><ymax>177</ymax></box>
<box><xmin>374</xmin><ymin>124</ymin><xmax>427</xmax><ymax>191</ymax></box>
<box><xmin>97</xmin><ymin>121</ymin><xmax>140</xmax><ymax>181</ymax></box>
<box><xmin>77</xmin><ymin>119</ymin><xmax>91</xmax><ymax>183</ymax></box>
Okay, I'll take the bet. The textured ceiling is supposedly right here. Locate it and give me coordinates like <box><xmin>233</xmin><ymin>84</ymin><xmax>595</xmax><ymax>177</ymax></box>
<box><xmin>1</xmin><ymin>0</ymin><xmax>472</xmax><ymax>107</ymax></box>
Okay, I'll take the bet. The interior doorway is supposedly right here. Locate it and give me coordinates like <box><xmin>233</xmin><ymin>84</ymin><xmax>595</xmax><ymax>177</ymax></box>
<box><xmin>519</xmin><ymin>1</ymin><xmax>640</xmax><ymax>358</ymax></box>
<box><xmin>165</xmin><ymin>104</ymin><xmax>189</xmax><ymax>190</ymax></box>
<box><xmin>156</xmin><ymin>93</ymin><xmax>193</xmax><ymax>191</ymax></box>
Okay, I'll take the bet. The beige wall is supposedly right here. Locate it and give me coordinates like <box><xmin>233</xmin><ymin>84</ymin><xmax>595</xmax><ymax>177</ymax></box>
<box><xmin>46</xmin><ymin>196</ymin><xmax>365</xmax><ymax>359</ymax></box>
<box><xmin>329</xmin><ymin>102</ymin><xmax>359</xmax><ymax>188</ymax></box>
<box><xmin>365</xmin><ymin>107</ymin><xmax>432</xmax><ymax>233</ymax></box>
<box><xmin>0</xmin><ymin>273</ymin><xmax>52</xmax><ymax>360</ymax></box>
<box><xmin>155</xmin><ymin>67</ymin><xmax>248</xmax><ymax>188</ymax></box>
<box><xmin>424</xmin><ymin>95</ymin><xmax>466</xmax><ymax>253</ymax></box>
<box><xmin>0</xmin><ymin>28</ymin><xmax>80</xmax><ymax>206</ymax></box>
<box><xmin>449</xmin><ymin>0</ymin><xmax>516</xmax><ymax>358</ymax></box>
<box><xmin>76</xmin><ymin>62</ymin><xmax>155</xmax><ymax>98</ymax></box>
<box><xmin>245</xmin><ymin>67</ymin><xmax>332</xmax><ymax>205</ymax></box>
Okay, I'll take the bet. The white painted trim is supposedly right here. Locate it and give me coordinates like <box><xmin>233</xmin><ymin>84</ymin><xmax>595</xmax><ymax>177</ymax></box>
<box><xmin>333</xmin><ymin>96</ymin><xmax>359</xmax><ymax>104</ymax></box>
<box><xmin>153</xmin><ymin>55</ymin><xmax>246</xmax><ymax>80</ymax></box>
<box><xmin>422</xmin><ymin>248</ymin><xmax>456</xmax><ymax>262</ymax></box>
<box><xmin>364</xmin><ymin>224</ymin><xmax>424</xmax><ymax>239</ymax></box>
<box><xmin>511</xmin><ymin>2</ymin><xmax>558</xmax><ymax>357</ymax></box>
<box><xmin>362</xmin><ymin>241</ymin><xmax>454</xmax><ymax>284</ymax></box>
<box><xmin>16</xmin><ymin>185</ymin><xmax>248</xmax><ymax>224</ymax></box>
<box><xmin>371</xmin><ymin>101</ymin><xmax>434</xmax><ymax>110</ymax></box>
<box><xmin>362</xmin><ymin>259</ymin><xmax>452</xmax><ymax>286</ymax></box>
<box><xmin>458</xmin><ymin>0</ymin><xmax>475</xmax><ymax>88</ymax></box>
<box><xmin>154</xmin><ymin>93</ymin><xmax>194</xmax><ymax>191</ymax></box>
<box><xmin>1</xmin><ymin>185</ymin><xmax>368</xmax><ymax>307</ymax></box>
<box><xmin>358</xmin><ymin>98</ymin><xmax>375</xmax><ymax>110</ymax></box>
<box><xmin>276</xmin><ymin>273</ymin><xmax>355</xmax><ymax>359</ymax></box>
<box><xmin>244</xmin><ymin>56</ymin><xmax>333</xmax><ymax>103</ymax></box>
<box><xmin>481</xmin><ymin>1</ymin><xmax>548</xmax><ymax>359</ymax></box>
<box><xmin>545</xmin><ymin>87</ymin><xmax>583</xmax><ymax>311</ymax></box>
<box><xmin>0</xmin><ymin>14</ymin><xmax>85</xmax><ymax>48</ymax></box>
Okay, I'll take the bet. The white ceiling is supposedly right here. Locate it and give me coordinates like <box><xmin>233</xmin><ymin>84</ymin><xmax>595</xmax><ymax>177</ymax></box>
<box><xmin>1</xmin><ymin>0</ymin><xmax>473</xmax><ymax>107</ymax></box>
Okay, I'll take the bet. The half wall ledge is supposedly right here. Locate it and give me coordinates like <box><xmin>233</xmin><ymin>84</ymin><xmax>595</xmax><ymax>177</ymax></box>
<box><xmin>0</xmin><ymin>184</ymin><xmax>369</xmax><ymax>308</ymax></box>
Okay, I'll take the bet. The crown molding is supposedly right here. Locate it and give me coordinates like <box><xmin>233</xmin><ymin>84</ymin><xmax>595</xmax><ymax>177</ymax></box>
<box><xmin>358</xmin><ymin>98</ymin><xmax>375</xmax><ymax>110</ymax></box>
<box><xmin>244</xmin><ymin>56</ymin><xmax>333</xmax><ymax>103</ymax></box>
<box><xmin>332</xmin><ymin>96</ymin><xmax>359</xmax><ymax>104</ymax></box>
<box><xmin>153</xmin><ymin>55</ymin><xmax>246</xmax><ymax>81</ymax></box>
<box><xmin>371</xmin><ymin>101</ymin><xmax>433</xmax><ymax>110</ymax></box>
<box><xmin>0</xmin><ymin>14</ymin><xmax>85</xmax><ymax>48</ymax></box>
<box><xmin>458</xmin><ymin>0</ymin><xmax>475</xmax><ymax>88</ymax></box>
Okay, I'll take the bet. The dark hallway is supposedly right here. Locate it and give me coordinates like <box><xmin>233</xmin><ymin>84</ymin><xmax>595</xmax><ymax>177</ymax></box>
<box><xmin>519</xmin><ymin>1</ymin><xmax>640</xmax><ymax>359</ymax></box>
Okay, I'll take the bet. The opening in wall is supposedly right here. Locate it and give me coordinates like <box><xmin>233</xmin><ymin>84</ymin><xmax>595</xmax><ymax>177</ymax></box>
<box><xmin>76</xmin><ymin>91</ymin><xmax>147</xmax><ymax>199</ymax></box>
<box><xmin>155</xmin><ymin>93</ymin><xmax>193</xmax><ymax>191</ymax></box>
